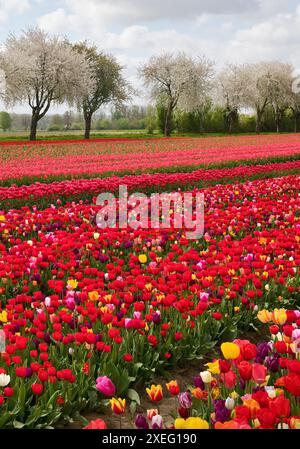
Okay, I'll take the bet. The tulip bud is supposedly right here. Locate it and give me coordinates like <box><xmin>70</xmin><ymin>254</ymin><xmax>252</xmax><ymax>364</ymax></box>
<box><xmin>147</xmin><ymin>409</ymin><xmax>158</xmax><ymax>421</ymax></box>
<box><xmin>178</xmin><ymin>406</ymin><xmax>189</xmax><ymax>419</ymax></box>
<box><xmin>135</xmin><ymin>414</ymin><xmax>149</xmax><ymax>429</ymax></box>
<box><xmin>178</xmin><ymin>392</ymin><xmax>192</xmax><ymax>409</ymax></box>
<box><xmin>225</xmin><ymin>397</ymin><xmax>235</xmax><ymax>410</ymax></box>
<box><xmin>200</xmin><ymin>370</ymin><xmax>212</xmax><ymax>384</ymax></box>
<box><xmin>151</xmin><ymin>414</ymin><xmax>163</xmax><ymax>429</ymax></box>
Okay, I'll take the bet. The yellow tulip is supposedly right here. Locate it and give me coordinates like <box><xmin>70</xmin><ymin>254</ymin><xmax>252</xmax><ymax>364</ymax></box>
<box><xmin>138</xmin><ymin>254</ymin><xmax>147</xmax><ymax>264</ymax></box>
<box><xmin>180</xmin><ymin>417</ymin><xmax>209</xmax><ymax>429</ymax></box>
<box><xmin>272</xmin><ymin>308</ymin><xmax>287</xmax><ymax>325</ymax></box>
<box><xmin>221</xmin><ymin>342</ymin><xmax>240</xmax><ymax>360</ymax></box>
<box><xmin>257</xmin><ymin>309</ymin><xmax>272</xmax><ymax>323</ymax></box>
<box><xmin>0</xmin><ymin>311</ymin><xmax>7</xmax><ymax>323</ymax></box>
<box><xmin>205</xmin><ymin>360</ymin><xmax>220</xmax><ymax>375</ymax></box>
<box><xmin>67</xmin><ymin>279</ymin><xmax>78</xmax><ymax>290</ymax></box>
<box><xmin>212</xmin><ymin>387</ymin><xmax>220</xmax><ymax>400</ymax></box>
<box><xmin>230</xmin><ymin>391</ymin><xmax>239</xmax><ymax>400</ymax></box>
<box><xmin>174</xmin><ymin>418</ymin><xmax>186</xmax><ymax>429</ymax></box>
<box><xmin>88</xmin><ymin>291</ymin><xmax>99</xmax><ymax>301</ymax></box>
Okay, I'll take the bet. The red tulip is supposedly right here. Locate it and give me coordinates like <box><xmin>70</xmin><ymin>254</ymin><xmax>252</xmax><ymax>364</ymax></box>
<box><xmin>269</xmin><ymin>395</ymin><xmax>291</xmax><ymax>419</ymax></box>
<box><xmin>31</xmin><ymin>383</ymin><xmax>43</xmax><ymax>395</ymax></box>
<box><xmin>238</xmin><ymin>361</ymin><xmax>252</xmax><ymax>381</ymax></box>
<box><xmin>252</xmin><ymin>363</ymin><xmax>267</xmax><ymax>384</ymax></box>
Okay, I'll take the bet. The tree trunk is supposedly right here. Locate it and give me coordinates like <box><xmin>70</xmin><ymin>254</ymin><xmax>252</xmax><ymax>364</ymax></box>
<box><xmin>228</xmin><ymin>111</ymin><xmax>233</xmax><ymax>134</ymax></box>
<box><xmin>275</xmin><ymin>109</ymin><xmax>281</xmax><ymax>133</ymax></box>
<box><xmin>84</xmin><ymin>114</ymin><xmax>92</xmax><ymax>139</ymax></box>
<box><xmin>29</xmin><ymin>113</ymin><xmax>39</xmax><ymax>141</ymax></box>
<box><xmin>256</xmin><ymin>111</ymin><xmax>262</xmax><ymax>134</ymax></box>
<box><xmin>199</xmin><ymin>111</ymin><xmax>204</xmax><ymax>133</ymax></box>
<box><xmin>164</xmin><ymin>104</ymin><xmax>172</xmax><ymax>137</ymax></box>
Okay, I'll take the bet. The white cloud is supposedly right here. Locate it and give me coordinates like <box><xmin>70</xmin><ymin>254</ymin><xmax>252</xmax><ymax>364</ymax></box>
<box><xmin>38</xmin><ymin>0</ymin><xmax>260</xmax><ymax>32</ymax></box>
<box><xmin>0</xmin><ymin>0</ymin><xmax>30</xmax><ymax>24</ymax></box>
<box><xmin>36</xmin><ymin>0</ymin><xmax>300</xmax><ymax>84</ymax></box>
<box><xmin>227</xmin><ymin>5</ymin><xmax>300</xmax><ymax>67</ymax></box>
<box><xmin>4</xmin><ymin>0</ymin><xmax>300</xmax><ymax>112</ymax></box>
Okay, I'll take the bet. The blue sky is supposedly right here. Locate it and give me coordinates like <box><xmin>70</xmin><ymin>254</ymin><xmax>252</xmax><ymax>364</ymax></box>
<box><xmin>1</xmin><ymin>0</ymin><xmax>300</xmax><ymax>113</ymax></box>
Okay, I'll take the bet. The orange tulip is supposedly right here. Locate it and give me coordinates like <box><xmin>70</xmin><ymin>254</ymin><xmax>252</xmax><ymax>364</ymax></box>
<box><xmin>243</xmin><ymin>398</ymin><xmax>260</xmax><ymax>419</ymax></box>
<box><xmin>215</xmin><ymin>420</ymin><xmax>240</xmax><ymax>429</ymax></box>
<box><xmin>192</xmin><ymin>388</ymin><xmax>208</xmax><ymax>401</ymax></box>
<box><xmin>146</xmin><ymin>384</ymin><xmax>163</xmax><ymax>402</ymax></box>
<box><xmin>110</xmin><ymin>397</ymin><xmax>126</xmax><ymax>415</ymax></box>
<box><xmin>166</xmin><ymin>380</ymin><xmax>180</xmax><ymax>396</ymax></box>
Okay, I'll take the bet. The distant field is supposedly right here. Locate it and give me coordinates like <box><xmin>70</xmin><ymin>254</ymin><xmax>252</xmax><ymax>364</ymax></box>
<box><xmin>0</xmin><ymin>129</ymin><xmax>154</xmax><ymax>141</ymax></box>
<box><xmin>1</xmin><ymin>133</ymin><xmax>300</xmax><ymax>186</ymax></box>
<box><xmin>1</xmin><ymin>129</ymin><xmax>300</xmax><ymax>142</ymax></box>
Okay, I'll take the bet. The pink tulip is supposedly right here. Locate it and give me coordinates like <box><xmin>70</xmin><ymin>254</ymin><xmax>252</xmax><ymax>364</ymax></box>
<box><xmin>252</xmin><ymin>363</ymin><xmax>267</xmax><ymax>384</ymax></box>
<box><xmin>96</xmin><ymin>376</ymin><xmax>116</xmax><ymax>396</ymax></box>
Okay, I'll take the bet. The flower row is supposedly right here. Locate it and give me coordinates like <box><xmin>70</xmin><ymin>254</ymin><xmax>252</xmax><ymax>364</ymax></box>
<box><xmin>1</xmin><ymin>159</ymin><xmax>300</xmax><ymax>201</ymax></box>
<box><xmin>2</xmin><ymin>136</ymin><xmax>300</xmax><ymax>181</ymax></box>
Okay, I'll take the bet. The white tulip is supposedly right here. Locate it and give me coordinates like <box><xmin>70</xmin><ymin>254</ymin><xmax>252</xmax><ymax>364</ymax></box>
<box><xmin>200</xmin><ymin>370</ymin><xmax>212</xmax><ymax>384</ymax></box>
<box><xmin>0</xmin><ymin>373</ymin><xmax>10</xmax><ymax>387</ymax></box>
<box><xmin>151</xmin><ymin>414</ymin><xmax>163</xmax><ymax>429</ymax></box>
<box><xmin>265</xmin><ymin>387</ymin><xmax>276</xmax><ymax>399</ymax></box>
<box><xmin>225</xmin><ymin>397</ymin><xmax>235</xmax><ymax>410</ymax></box>
<box><xmin>277</xmin><ymin>423</ymin><xmax>289</xmax><ymax>429</ymax></box>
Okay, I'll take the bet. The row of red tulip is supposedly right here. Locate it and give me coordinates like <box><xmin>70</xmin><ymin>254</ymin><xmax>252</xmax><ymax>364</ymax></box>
<box><xmin>1</xmin><ymin>159</ymin><xmax>300</xmax><ymax>201</ymax></box>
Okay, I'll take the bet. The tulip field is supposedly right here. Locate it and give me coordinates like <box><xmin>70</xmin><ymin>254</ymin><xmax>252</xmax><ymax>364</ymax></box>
<box><xmin>0</xmin><ymin>134</ymin><xmax>300</xmax><ymax>429</ymax></box>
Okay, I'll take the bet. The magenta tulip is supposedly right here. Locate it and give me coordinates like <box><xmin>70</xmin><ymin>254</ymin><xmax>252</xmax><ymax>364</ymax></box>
<box><xmin>96</xmin><ymin>376</ymin><xmax>116</xmax><ymax>396</ymax></box>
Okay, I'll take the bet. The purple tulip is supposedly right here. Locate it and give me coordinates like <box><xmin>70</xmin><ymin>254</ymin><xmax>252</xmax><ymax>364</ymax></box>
<box><xmin>152</xmin><ymin>313</ymin><xmax>161</xmax><ymax>325</ymax></box>
<box><xmin>178</xmin><ymin>392</ymin><xmax>192</xmax><ymax>409</ymax></box>
<box><xmin>193</xmin><ymin>376</ymin><xmax>205</xmax><ymax>390</ymax></box>
<box><xmin>135</xmin><ymin>414</ymin><xmax>149</xmax><ymax>429</ymax></box>
<box><xmin>214</xmin><ymin>400</ymin><xmax>231</xmax><ymax>423</ymax></box>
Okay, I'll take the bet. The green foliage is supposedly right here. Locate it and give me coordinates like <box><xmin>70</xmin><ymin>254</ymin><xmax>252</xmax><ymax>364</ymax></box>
<box><xmin>0</xmin><ymin>111</ymin><xmax>12</xmax><ymax>131</ymax></box>
<box><xmin>70</xmin><ymin>122</ymin><xmax>84</xmax><ymax>130</ymax></box>
<box><xmin>47</xmin><ymin>124</ymin><xmax>63</xmax><ymax>132</ymax></box>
